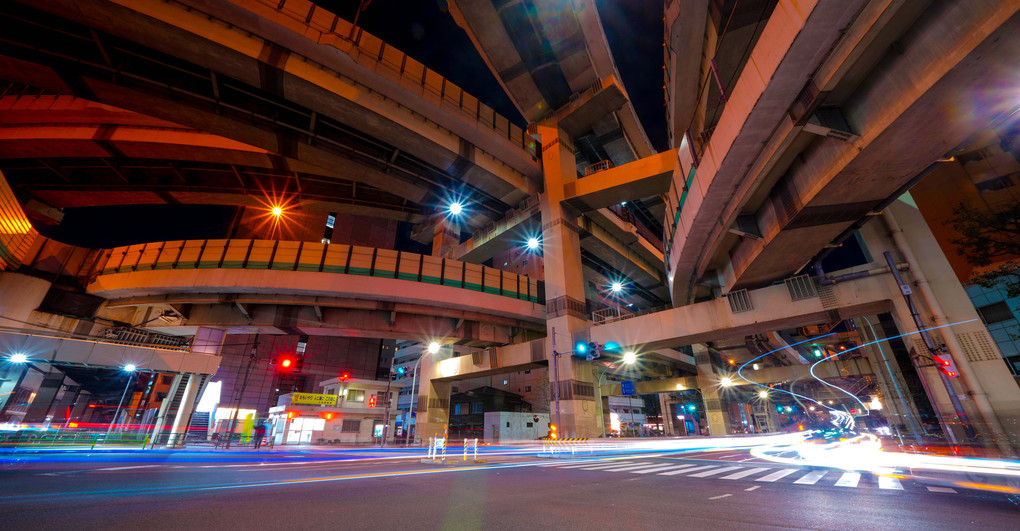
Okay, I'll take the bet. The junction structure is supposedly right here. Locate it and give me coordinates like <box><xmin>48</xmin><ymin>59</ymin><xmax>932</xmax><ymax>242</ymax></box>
<box><xmin>0</xmin><ymin>0</ymin><xmax>1017</xmax><ymax>453</ymax></box>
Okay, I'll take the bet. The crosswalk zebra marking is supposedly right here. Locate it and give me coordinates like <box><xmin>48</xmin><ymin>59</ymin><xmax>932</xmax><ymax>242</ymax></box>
<box><xmin>688</xmin><ymin>466</ymin><xmax>743</xmax><ymax>478</ymax></box>
<box><xmin>721</xmin><ymin>467</ymin><xmax>771</xmax><ymax>480</ymax></box>
<box><xmin>658</xmin><ymin>465</ymin><xmax>719</xmax><ymax>476</ymax></box>
<box><xmin>793</xmin><ymin>470</ymin><xmax>828</xmax><ymax>485</ymax></box>
<box><xmin>630</xmin><ymin>464</ymin><xmax>700</xmax><ymax>475</ymax></box>
<box><xmin>576</xmin><ymin>462</ymin><xmax>654</xmax><ymax>471</ymax></box>
<box><xmin>835</xmin><ymin>472</ymin><xmax>862</xmax><ymax>488</ymax></box>
<box><xmin>878</xmin><ymin>476</ymin><xmax>904</xmax><ymax>490</ymax></box>
<box><xmin>599</xmin><ymin>463</ymin><xmax>674</xmax><ymax>472</ymax></box>
<box><xmin>926</xmin><ymin>486</ymin><xmax>957</xmax><ymax>494</ymax></box>
<box><xmin>756</xmin><ymin>469</ymin><xmax>798</xmax><ymax>482</ymax></box>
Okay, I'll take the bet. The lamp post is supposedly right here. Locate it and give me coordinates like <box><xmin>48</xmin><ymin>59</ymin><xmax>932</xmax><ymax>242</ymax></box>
<box><xmin>105</xmin><ymin>364</ymin><xmax>138</xmax><ymax>441</ymax></box>
<box><xmin>404</xmin><ymin>341</ymin><xmax>441</xmax><ymax>445</ymax></box>
<box><xmin>593</xmin><ymin>351</ymin><xmax>637</xmax><ymax>438</ymax></box>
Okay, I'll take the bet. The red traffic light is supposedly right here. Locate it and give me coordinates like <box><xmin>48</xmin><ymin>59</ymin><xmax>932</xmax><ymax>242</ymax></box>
<box><xmin>368</xmin><ymin>395</ymin><xmax>376</xmax><ymax>408</ymax></box>
<box><xmin>933</xmin><ymin>354</ymin><xmax>959</xmax><ymax>377</ymax></box>
<box><xmin>340</xmin><ymin>372</ymin><xmax>350</xmax><ymax>380</ymax></box>
<box><xmin>280</xmin><ymin>358</ymin><xmax>293</xmax><ymax>369</ymax></box>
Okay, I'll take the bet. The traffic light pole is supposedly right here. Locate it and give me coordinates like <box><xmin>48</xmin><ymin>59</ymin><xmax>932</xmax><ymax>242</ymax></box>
<box><xmin>551</xmin><ymin>328</ymin><xmax>561</xmax><ymax>433</ymax></box>
<box><xmin>225</xmin><ymin>334</ymin><xmax>259</xmax><ymax>449</ymax></box>
<box><xmin>884</xmin><ymin>252</ymin><xmax>973</xmax><ymax>440</ymax></box>
<box><xmin>381</xmin><ymin>356</ymin><xmax>394</xmax><ymax>448</ymax></box>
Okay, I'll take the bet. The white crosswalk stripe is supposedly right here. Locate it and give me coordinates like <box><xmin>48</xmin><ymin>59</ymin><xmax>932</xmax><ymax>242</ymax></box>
<box><xmin>878</xmin><ymin>476</ymin><xmax>903</xmax><ymax>490</ymax></box>
<box><xmin>756</xmin><ymin>469</ymin><xmax>798</xmax><ymax>482</ymax></box>
<box><xmin>793</xmin><ymin>470</ymin><xmax>828</xmax><ymax>485</ymax></box>
<box><xmin>835</xmin><ymin>472</ymin><xmax>862</xmax><ymax>487</ymax></box>
<box><xmin>554</xmin><ymin>461</ymin><xmax>619</xmax><ymax>469</ymax></box>
<box><xmin>631</xmin><ymin>464</ymin><xmax>700</xmax><ymax>475</ymax></box>
<box><xmin>688</xmin><ymin>466</ymin><xmax>743</xmax><ymax>478</ymax></box>
<box><xmin>658</xmin><ymin>465</ymin><xmax>718</xmax><ymax>476</ymax></box>
<box><xmin>598</xmin><ymin>463</ymin><xmax>672</xmax><ymax>472</ymax></box>
<box><xmin>721</xmin><ymin>467</ymin><xmax>771</xmax><ymax>480</ymax></box>
<box><xmin>576</xmin><ymin>461</ymin><xmax>653</xmax><ymax>471</ymax></box>
<box><xmin>926</xmin><ymin>486</ymin><xmax>957</xmax><ymax>493</ymax></box>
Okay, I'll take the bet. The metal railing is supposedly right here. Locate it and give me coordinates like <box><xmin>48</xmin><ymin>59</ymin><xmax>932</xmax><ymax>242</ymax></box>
<box><xmin>0</xmin><ymin>324</ymin><xmax>192</xmax><ymax>353</ymax></box>
<box><xmin>98</xmin><ymin>239</ymin><xmax>544</xmax><ymax>304</ymax></box>
<box><xmin>0</xmin><ymin>431</ymin><xmax>148</xmax><ymax>449</ymax></box>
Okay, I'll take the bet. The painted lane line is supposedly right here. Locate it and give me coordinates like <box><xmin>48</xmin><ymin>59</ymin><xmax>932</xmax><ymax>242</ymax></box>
<box><xmin>630</xmin><ymin>464</ymin><xmax>699</xmax><ymax>475</ymax></box>
<box><xmin>721</xmin><ymin>467</ymin><xmax>771</xmax><ymax>480</ymax></box>
<box><xmin>756</xmin><ymin>469</ymin><xmax>798</xmax><ymax>482</ymax></box>
<box><xmin>834</xmin><ymin>472</ymin><xmax>861</xmax><ymax>488</ymax></box>
<box><xmin>926</xmin><ymin>486</ymin><xmax>957</xmax><ymax>493</ymax></box>
<box><xmin>793</xmin><ymin>470</ymin><xmax>828</xmax><ymax>485</ymax></box>
<box><xmin>878</xmin><ymin>476</ymin><xmax>904</xmax><ymax>490</ymax></box>
<box><xmin>658</xmin><ymin>465</ymin><xmax>719</xmax><ymax>476</ymax></box>
<box><xmin>550</xmin><ymin>461</ymin><xmax>615</xmax><ymax>468</ymax></box>
<box><xmin>688</xmin><ymin>466</ymin><xmax>743</xmax><ymax>478</ymax></box>
<box><xmin>708</xmin><ymin>494</ymin><xmax>733</xmax><ymax>500</ymax></box>
<box><xmin>745</xmin><ymin>485</ymin><xmax>760</xmax><ymax>491</ymax></box>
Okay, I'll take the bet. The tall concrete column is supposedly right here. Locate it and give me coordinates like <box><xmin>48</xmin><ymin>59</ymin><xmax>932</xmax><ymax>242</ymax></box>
<box><xmin>693</xmin><ymin>344</ymin><xmax>732</xmax><ymax>436</ymax></box>
<box><xmin>413</xmin><ymin>354</ymin><xmax>452</xmax><ymax>441</ymax></box>
<box><xmin>659</xmin><ymin>393</ymin><xmax>676</xmax><ymax>436</ymax></box>
<box><xmin>537</xmin><ymin>124</ymin><xmax>599</xmax><ymax>438</ymax></box>
<box><xmin>148</xmin><ymin>373</ymin><xmax>184</xmax><ymax>447</ymax></box>
<box><xmin>167</xmin><ymin>373</ymin><xmax>201</xmax><ymax>448</ymax></box>
<box><xmin>23</xmin><ymin>372</ymin><xmax>64</xmax><ymax>423</ymax></box>
<box><xmin>432</xmin><ymin>217</ymin><xmax>460</xmax><ymax>258</ymax></box>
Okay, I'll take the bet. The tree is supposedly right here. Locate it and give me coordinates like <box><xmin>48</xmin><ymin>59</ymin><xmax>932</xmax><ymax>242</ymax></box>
<box><xmin>946</xmin><ymin>201</ymin><xmax>1020</xmax><ymax>298</ymax></box>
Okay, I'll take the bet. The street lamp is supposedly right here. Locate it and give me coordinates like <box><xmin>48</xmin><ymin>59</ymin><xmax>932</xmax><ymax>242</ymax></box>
<box><xmin>623</xmin><ymin>351</ymin><xmax>637</xmax><ymax>365</ymax></box>
<box><xmin>610</xmin><ymin>281</ymin><xmax>623</xmax><ymax>294</ymax></box>
<box><xmin>526</xmin><ymin>237</ymin><xmax>540</xmax><ymax>251</ymax></box>
<box><xmin>405</xmin><ymin>341</ymin><xmax>443</xmax><ymax>444</ymax></box>
<box><xmin>105</xmin><ymin>364</ymin><xmax>139</xmax><ymax>440</ymax></box>
<box><xmin>447</xmin><ymin>201</ymin><xmax>463</xmax><ymax>216</ymax></box>
<box><xmin>8</xmin><ymin>353</ymin><xmax>27</xmax><ymax>364</ymax></box>
<box><xmin>758</xmin><ymin>390</ymin><xmax>769</xmax><ymax>399</ymax></box>
<box><xmin>720</xmin><ymin>377</ymin><xmax>734</xmax><ymax>387</ymax></box>
<box><xmin>427</xmin><ymin>341</ymin><xmax>440</xmax><ymax>355</ymax></box>
<box><xmin>271</xmin><ymin>206</ymin><xmax>283</xmax><ymax>217</ymax></box>
<box><xmin>593</xmin><ymin>351</ymin><xmax>637</xmax><ymax>438</ymax></box>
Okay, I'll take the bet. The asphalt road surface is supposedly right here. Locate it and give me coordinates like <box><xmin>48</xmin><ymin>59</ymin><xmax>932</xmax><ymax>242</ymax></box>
<box><xmin>1</xmin><ymin>449</ymin><xmax>1017</xmax><ymax>530</ymax></box>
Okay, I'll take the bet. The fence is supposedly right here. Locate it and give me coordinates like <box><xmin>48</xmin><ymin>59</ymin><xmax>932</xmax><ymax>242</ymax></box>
<box><xmin>98</xmin><ymin>239</ymin><xmax>544</xmax><ymax>304</ymax></box>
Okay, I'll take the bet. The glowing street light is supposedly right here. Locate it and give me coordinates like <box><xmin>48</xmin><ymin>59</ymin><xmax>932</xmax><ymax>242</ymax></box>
<box><xmin>526</xmin><ymin>237</ymin><xmax>540</xmax><ymax>251</ymax></box>
<box><xmin>106</xmin><ymin>363</ymin><xmax>140</xmax><ymax>438</ymax></box>
<box><xmin>427</xmin><ymin>341</ymin><xmax>440</xmax><ymax>355</ymax></box>
<box><xmin>758</xmin><ymin>390</ymin><xmax>769</xmax><ymax>399</ymax></box>
<box><xmin>720</xmin><ymin>377</ymin><xmax>734</xmax><ymax>387</ymax></box>
<box><xmin>271</xmin><ymin>206</ymin><xmax>283</xmax><ymax>217</ymax></box>
<box><xmin>623</xmin><ymin>351</ymin><xmax>637</xmax><ymax>364</ymax></box>
<box><xmin>447</xmin><ymin>201</ymin><xmax>463</xmax><ymax>216</ymax></box>
<box><xmin>124</xmin><ymin>364</ymin><xmax>137</xmax><ymax>373</ymax></box>
<box><xmin>610</xmin><ymin>281</ymin><xmax>623</xmax><ymax>294</ymax></box>
<box><xmin>9</xmin><ymin>353</ymin><xmax>28</xmax><ymax>364</ymax></box>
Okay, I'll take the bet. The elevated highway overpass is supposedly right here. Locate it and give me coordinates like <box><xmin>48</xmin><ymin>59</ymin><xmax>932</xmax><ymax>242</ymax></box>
<box><xmin>0</xmin><ymin>0</ymin><xmax>541</xmax><ymax>229</ymax></box>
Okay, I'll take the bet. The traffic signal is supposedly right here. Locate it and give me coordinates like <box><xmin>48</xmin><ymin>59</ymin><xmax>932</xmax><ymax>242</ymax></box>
<box><xmin>340</xmin><ymin>372</ymin><xmax>350</xmax><ymax>380</ymax></box>
<box><xmin>575</xmin><ymin>342</ymin><xmax>587</xmax><ymax>354</ymax></box>
<box><xmin>368</xmin><ymin>395</ymin><xmax>376</xmax><ymax>408</ymax></box>
<box><xmin>395</xmin><ymin>366</ymin><xmax>406</xmax><ymax>376</ymax></box>
<box><xmin>278</xmin><ymin>357</ymin><xmax>294</xmax><ymax>371</ymax></box>
<box><xmin>549</xmin><ymin>424</ymin><xmax>558</xmax><ymax>440</ymax></box>
<box><xmin>933</xmin><ymin>353</ymin><xmax>959</xmax><ymax>377</ymax></box>
<box><xmin>812</xmin><ymin>347</ymin><xmax>824</xmax><ymax>358</ymax></box>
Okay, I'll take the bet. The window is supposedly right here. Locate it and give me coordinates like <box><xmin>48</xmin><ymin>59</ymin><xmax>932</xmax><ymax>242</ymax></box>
<box><xmin>156</xmin><ymin>392</ymin><xmax>167</xmax><ymax>401</ymax></box>
<box><xmin>975</xmin><ymin>173</ymin><xmax>1016</xmax><ymax>193</ymax></box>
<box><xmin>525</xmin><ymin>386</ymin><xmax>531</xmax><ymax>392</ymax></box>
<box><xmin>341</xmin><ymin>420</ymin><xmax>361</xmax><ymax>432</ymax></box>
<box><xmin>453</xmin><ymin>404</ymin><xmax>463</xmax><ymax>415</ymax></box>
<box><xmin>160</xmin><ymin>375</ymin><xmax>174</xmax><ymax>385</ymax></box>
<box><xmin>977</xmin><ymin>301</ymin><xmax>1014</xmax><ymax>324</ymax></box>
<box><xmin>524</xmin><ymin>370</ymin><xmax>531</xmax><ymax>374</ymax></box>
<box><xmin>506</xmin><ymin>422</ymin><xmax>510</xmax><ymax>427</ymax></box>
<box><xmin>347</xmin><ymin>390</ymin><xmax>365</xmax><ymax>403</ymax></box>
<box><xmin>526</xmin><ymin>422</ymin><xmax>533</xmax><ymax>428</ymax></box>
<box><xmin>471</xmin><ymin>402</ymin><xmax>483</xmax><ymax>414</ymax></box>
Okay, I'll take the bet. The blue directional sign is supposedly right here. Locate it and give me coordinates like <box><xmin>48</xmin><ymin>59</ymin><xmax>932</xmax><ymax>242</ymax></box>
<box><xmin>621</xmin><ymin>380</ymin><xmax>636</xmax><ymax>396</ymax></box>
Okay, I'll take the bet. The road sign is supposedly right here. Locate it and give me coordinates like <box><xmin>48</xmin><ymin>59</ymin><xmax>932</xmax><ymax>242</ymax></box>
<box><xmin>621</xmin><ymin>381</ymin><xmax>636</xmax><ymax>396</ymax></box>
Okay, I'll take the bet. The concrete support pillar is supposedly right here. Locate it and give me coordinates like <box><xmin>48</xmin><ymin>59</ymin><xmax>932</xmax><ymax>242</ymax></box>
<box><xmin>148</xmin><ymin>373</ymin><xmax>184</xmax><ymax>447</ymax></box>
<box><xmin>884</xmin><ymin>199</ymin><xmax>1019</xmax><ymax>452</ymax></box>
<box><xmin>537</xmin><ymin>124</ymin><xmax>599</xmax><ymax>439</ymax></box>
<box><xmin>0</xmin><ymin>365</ymin><xmax>27</xmax><ymax>418</ymax></box>
<box><xmin>68</xmin><ymin>391</ymin><xmax>91</xmax><ymax>424</ymax></box>
<box><xmin>413</xmin><ymin>353</ymin><xmax>452</xmax><ymax>440</ymax></box>
<box><xmin>167</xmin><ymin>373</ymin><xmax>201</xmax><ymax>448</ymax></box>
<box><xmin>23</xmin><ymin>372</ymin><xmax>64</xmax><ymax>423</ymax></box>
<box><xmin>659</xmin><ymin>393</ymin><xmax>676</xmax><ymax>436</ymax></box>
<box><xmin>432</xmin><ymin>217</ymin><xmax>460</xmax><ymax>258</ymax></box>
<box><xmin>694</xmin><ymin>345</ymin><xmax>732</xmax><ymax>436</ymax></box>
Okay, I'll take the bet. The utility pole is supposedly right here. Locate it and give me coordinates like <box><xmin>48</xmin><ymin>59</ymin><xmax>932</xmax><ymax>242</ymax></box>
<box><xmin>225</xmin><ymin>334</ymin><xmax>259</xmax><ymax>449</ymax></box>
<box><xmin>381</xmin><ymin>355</ymin><xmax>394</xmax><ymax>448</ymax></box>
<box><xmin>551</xmin><ymin>327</ymin><xmax>560</xmax><ymax>432</ymax></box>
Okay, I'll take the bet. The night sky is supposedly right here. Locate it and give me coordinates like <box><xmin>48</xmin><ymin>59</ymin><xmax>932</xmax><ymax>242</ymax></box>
<box><xmin>40</xmin><ymin>0</ymin><xmax>666</xmax><ymax>247</ymax></box>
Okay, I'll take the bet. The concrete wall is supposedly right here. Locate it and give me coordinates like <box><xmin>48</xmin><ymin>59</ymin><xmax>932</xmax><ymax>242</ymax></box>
<box><xmin>483</xmin><ymin>411</ymin><xmax>548</xmax><ymax>442</ymax></box>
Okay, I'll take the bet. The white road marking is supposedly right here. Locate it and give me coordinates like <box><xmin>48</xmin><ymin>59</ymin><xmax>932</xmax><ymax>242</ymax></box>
<box><xmin>597</xmin><ymin>463</ymin><xmax>670</xmax><ymax>472</ymax></box>
<box><xmin>689</xmin><ymin>466</ymin><xmax>743</xmax><ymax>478</ymax></box>
<box><xmin>708</xmin><ymin>494</ymin><xmax>733</xmax><ymax>500</ymax></box>
<box><xmin>576</xmin><ymin>461</ymin><xmax>653</xmax><ymax>471</ymax></box>
<box><xmin>878</xmin><ymin>476</ymin><xmax>904</xmax><ymax>490</ymax></box>
<box><xmin>756</xmin><ymin>469</ymin><xmax>798</xmax><ymax>482</ymax></box>
<box><xmin>659</xmin><ymin>465</ymin><xmax>718</xmax><ymax>476</ymax></box>
<box><xmin>834</xmin><ymin>472</ymin><xmax>861</xmax><ymax>488</ymax></box>
<box><xmin>793</xmin><ymin>470</ymin><xmax>828</xmax><ymax>485</ymax></box>
<box><xmin>94</xmin><ymin>465</ymin><xmax>160</xmax><ymax>471</ymax></box>
<box><xmin>745</xmin><ymin>485</ymin><xmax>760</xmax><ymax>491</ymax></box>
<box><xmin>551</xmin><ymin>461</ymin><xmax>615</xmax><ymax>468</ymax></box>
<box><xmin>926</xmin><ymin>486</ymin><xmax>957</xmax><ymax>493</ymax></box>
<box><xmin>721</xmin><ymin>467</ymin><xmax>771</xmax><ymax>480</ymax></box>
<box><xmin>630</xmin><ymin>464</ymin><xmax>699</xmax><ymax>474</ymax></box>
